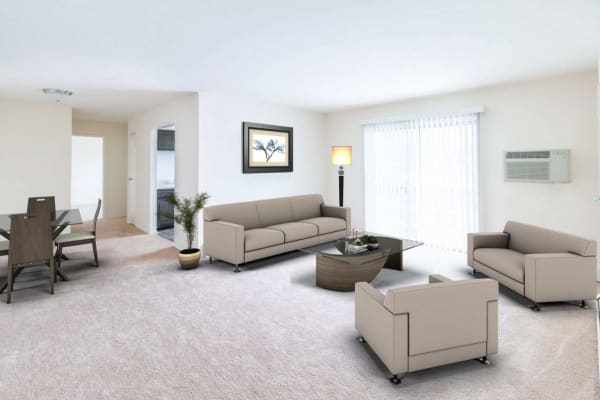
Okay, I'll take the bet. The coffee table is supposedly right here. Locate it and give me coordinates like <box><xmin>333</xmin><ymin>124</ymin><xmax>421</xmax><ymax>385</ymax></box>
<box><xmin>299</xmin><ymin>234</ymin><xmax>423</xmax><ymax>291</ymax></box>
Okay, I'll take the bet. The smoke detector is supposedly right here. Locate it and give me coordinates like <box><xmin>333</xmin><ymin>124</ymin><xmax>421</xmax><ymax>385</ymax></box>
<box><xmin>42</xmin><ymin>88</ymin><xmax>73</xmax><ymax>102</ymax></box>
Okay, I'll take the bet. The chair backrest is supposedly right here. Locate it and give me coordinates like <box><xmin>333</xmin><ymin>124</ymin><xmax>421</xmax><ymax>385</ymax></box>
<box><xmin>503</xmin><ymin>220</ymin><xmax>596</xmax><ymax>256</ymax></box>
<box><xmin>383</xmin><ymin>278</ymin><xmax>498</xmax><ymax>356</ymax></box>
<box><xmin>8</xmin><ymin>213</ymin><xmax>53</xmax><ymax>267</ymax></box>
<box><xmin>92</xmin><ymin>198</ymin><xmax>102</xmax><ymax>234</ymax></box>
<box><xmin>27</xmin><ymin>196</ymin><xmax>56</xmax><ymax>221</ymax></box>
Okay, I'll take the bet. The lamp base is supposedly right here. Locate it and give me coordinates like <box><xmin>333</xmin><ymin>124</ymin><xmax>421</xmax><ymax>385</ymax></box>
<box><xmin>338</xmin><ymin>173</ymin><xmax>344</xmax><ymax>207</ymax></box>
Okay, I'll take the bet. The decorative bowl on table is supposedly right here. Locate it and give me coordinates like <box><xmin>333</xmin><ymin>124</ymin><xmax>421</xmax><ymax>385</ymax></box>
<box><xmin>347</xmin><ymin>235</ymin><xmax>379</xmax><ymax>253</ymax></box>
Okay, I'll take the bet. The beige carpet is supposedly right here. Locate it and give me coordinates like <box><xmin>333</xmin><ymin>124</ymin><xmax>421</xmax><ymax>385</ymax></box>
<box><xmin>0</xmin><ymin>228</ymin><xmax>598</xmax><ymax>399</ymax></box>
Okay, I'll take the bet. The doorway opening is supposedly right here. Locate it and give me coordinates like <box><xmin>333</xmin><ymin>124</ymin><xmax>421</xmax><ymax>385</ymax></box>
<box><xmin>72</xmin><ymin>136</ymin><xmax>103</xmax><ymax>221</ymax></box>
<box><xmin>156</xmin><ymin>125</ymin><xmax>175</xmax><ymax>241</ymax></box>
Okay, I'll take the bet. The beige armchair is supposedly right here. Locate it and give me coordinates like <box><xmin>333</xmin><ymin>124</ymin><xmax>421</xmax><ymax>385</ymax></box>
<box><xmin>355</xmin><ymin>275</ymin><xmax>498</xmax><ymax>384</ymax></box>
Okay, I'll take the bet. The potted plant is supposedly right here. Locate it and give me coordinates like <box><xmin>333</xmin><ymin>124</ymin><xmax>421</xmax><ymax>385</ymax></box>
<box><xmin>163</xmin><ymin>192</ymin><xmax>210</xmax><ymax>269</ymax></box>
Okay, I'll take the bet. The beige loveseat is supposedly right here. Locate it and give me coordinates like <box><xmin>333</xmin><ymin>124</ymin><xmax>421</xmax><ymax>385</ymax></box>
<box><xmin>203</xmin><ymin>194</ymin><xmax>350</xmax><ymax>272</ymax></box>
<box><xmin>468</xmin><ymin>221</ymin><xmax>597</xmax><ymax>310</ymax></box>
<box><xmin>355</xmin><ymin>275</ymin><xmax>498</xmax><ymax>384</ymax></box>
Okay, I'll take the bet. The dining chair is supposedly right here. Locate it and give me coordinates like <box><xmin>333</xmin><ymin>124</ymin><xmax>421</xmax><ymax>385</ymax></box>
<box><xmin>55</xmin><ymin>199</ymin><xmax>101</xmax><ymax>269</ymax></box>
<box><xmin>27</xmin><ymin>196</ymin><xmax>56</xmax><ymax>220</ymax></box>
<box><xmin>5</xmin><ymin>213</ymin><xmax>55</xmax><ymax>304</ymax></box>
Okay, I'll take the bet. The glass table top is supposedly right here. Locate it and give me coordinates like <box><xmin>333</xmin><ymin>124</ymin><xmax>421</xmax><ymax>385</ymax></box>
<box><xmin>299</xmin><ymin>233</ymin><xmax>423</xmax><ymax>257</ymax></box>
<box><xmin>0</xmin><ymin>209</ymin><xmax>83</xmax><ymax>232</ymax></box>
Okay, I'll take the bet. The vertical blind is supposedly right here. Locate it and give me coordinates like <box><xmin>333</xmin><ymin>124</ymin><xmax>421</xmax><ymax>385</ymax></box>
<box><xmin>364</xmin><ymin>113</ymin><xmax>479</xmax><ymax>252</ymax></box>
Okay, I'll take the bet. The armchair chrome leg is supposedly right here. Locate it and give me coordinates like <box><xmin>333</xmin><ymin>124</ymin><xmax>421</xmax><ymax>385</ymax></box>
<box><xmin>478</xmin><ymin>356</ymin><xmax>490</xmax><ymax>365</ymax></box>
<box><xmin>580</xmin><ymin>300</ymin><xmax>588</xmax><ymax>309</ymax></box>
<box><xmin>390</xmin><ymin>375</ymin><xmax>402</xmax><ymax>385</ymax></box>
<box><xmin>471</xmin><ymin>269</ymin><xmax>477</xmax><ymax>276</ymax></box>
<box><xmin>358</xmin><ymin>336</ymin><xmax>366</xmax><ymax>344</ymax></box>
<box><xmin>208</xmin><ymin>256</ymin><xmax>213</xmax><ymax>264</ymax></box>
<box><xmin>530</xmin><ymin>302</ymin><xmax>540</xmax><ymax>312</ymax></box>
<box><xmin>233</xmin><ymin>264</ymin><xmax>240</xmax><ymax>273</ymax></box>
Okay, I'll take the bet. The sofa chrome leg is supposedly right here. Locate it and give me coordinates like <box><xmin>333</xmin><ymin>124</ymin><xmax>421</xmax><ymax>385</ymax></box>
<box><xmin>233</xmin><ymin>264</ymin><xmax>240</xmax><ymax>273</ymax></box>
<box><xmin>580</xmin><ymin>300</ymin><xmax>588</xmax><ymax>309</ymax></box>
<box><xmin>390</xmin><ymin>375</ymin><xmax>402</xmax><ymax>385</ymax></box>
<box><xmin>530</xmin><ymin>302</ymin><xmax>540</xmax><ymax>312</ymax></box>
<box><xmin>208</xmin><ymin>256</ymin><xmax>213</xmax><ymax>264</ymax></box>
<box><xmin>471</xmin><ymin>269</ymin><xmax>477</xmax><ymax>276</ymax></box>
<box><xmin>478</xmin><ymin>356</ymin><xmax>490</xmax><ymax>365</ymax></box>
<box><xmin>358</xmin><ymin>336</ymin><xmax>366</xmax><ymax>344</ymax></box>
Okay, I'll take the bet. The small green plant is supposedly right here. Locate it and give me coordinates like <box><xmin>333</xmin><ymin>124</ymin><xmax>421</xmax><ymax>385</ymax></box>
<box><xmin>162</xmin><ymin>192</ymin><xmax>210</xmax><ymax>250</ymax></box>
<box><xmin>359</xmin><ymin>235</ymin><xmax>378</xmax><ymax>244</ymax></box>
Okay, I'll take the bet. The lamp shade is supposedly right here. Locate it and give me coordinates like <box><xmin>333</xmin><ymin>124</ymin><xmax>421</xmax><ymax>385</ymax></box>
<box><xmin>332</xmin><ymin>146</ymin><xmax>352</xmax><ymax>166</ymax></box>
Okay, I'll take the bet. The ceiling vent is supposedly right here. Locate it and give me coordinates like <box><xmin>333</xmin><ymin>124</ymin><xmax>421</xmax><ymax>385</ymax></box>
<box><xmin>504</xmin><ymin>149</ymin><xmax>570</xmax><ymax>183</ymax></box>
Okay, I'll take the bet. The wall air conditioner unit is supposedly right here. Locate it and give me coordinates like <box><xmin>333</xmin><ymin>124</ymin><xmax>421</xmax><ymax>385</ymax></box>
<box><xmin>504</xmin><ymin>149</ymin><xmax>570</xmax><ymax>183</ymax></box>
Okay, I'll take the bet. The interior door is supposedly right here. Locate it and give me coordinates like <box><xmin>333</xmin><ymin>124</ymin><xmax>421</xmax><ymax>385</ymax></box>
<box><xmin>127</xmin><ymin>131</ymin><xmax>136</xmax><ymax>225</ymax></box>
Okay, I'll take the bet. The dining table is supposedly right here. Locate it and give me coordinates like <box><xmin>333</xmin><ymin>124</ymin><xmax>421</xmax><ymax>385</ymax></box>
<box><xmin>0</xmin><ymin>208</ymin><xmax>83</xmax><ymax>289</ymax></box>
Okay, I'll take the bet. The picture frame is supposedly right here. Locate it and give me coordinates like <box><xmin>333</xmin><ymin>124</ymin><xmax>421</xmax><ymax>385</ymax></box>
<box><xmin>242</xmin><ymin>122</ymin><xmax>293</xmax><ymax>173</ymax></box>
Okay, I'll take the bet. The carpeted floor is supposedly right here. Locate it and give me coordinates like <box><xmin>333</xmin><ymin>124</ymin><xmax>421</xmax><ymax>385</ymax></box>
<box><xmin>0</xmin><ymin>223</ymin><xmax>598</xmax><ymax>399</ymax></box>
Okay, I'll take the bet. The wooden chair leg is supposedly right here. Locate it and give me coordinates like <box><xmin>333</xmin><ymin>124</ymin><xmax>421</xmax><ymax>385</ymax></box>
<box><xmin>6</xmin><ymin>266</ymin><xmax>13</xmax><ymax>304</ymax></box>
<box><xmin>49</xmin><ymin>258</ymin><xmax>55</xmax><ymax>295</ymax></box>
<box><xmin>55</xmin><ymin>245</ymin><xmax>62</xmax><ymax>282</ymax></box>
<box><xmin>92</xmin><ymin>240</ymin><xmax>99</xmax><ymax>267</ymax></box>
<box><xmin>56</xmin><ymin>245</ymin><xmax>62</xmax><ymax>270</ymax></box>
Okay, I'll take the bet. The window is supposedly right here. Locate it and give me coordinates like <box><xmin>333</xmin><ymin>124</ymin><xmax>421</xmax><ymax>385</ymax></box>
<box><xmin>364</xmin><ymin>113</ymin><xmax>479</xmax><ymax>252</ymax></box>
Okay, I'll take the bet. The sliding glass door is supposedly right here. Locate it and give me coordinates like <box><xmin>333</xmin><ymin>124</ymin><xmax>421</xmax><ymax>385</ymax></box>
<box><xmin>364</xmin><ymin>114</ymin><xmax>479</xmax><ymax>252</ymax></box>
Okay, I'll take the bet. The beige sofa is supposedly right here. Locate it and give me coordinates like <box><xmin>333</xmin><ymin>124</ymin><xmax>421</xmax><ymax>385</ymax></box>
<box><xmin>355</xmin><ymin>275</ymin><xmax>498</xmax><ymax>384</ymax></box>
<box><xmin>468</xmin><ymin>221</ymin><xmax>597</xmax><ymax>310</ymax></box>
<box><xmin>203</xmin><ymin>194</ymin><xmax>350</xmax><ymax>272</ymax></box>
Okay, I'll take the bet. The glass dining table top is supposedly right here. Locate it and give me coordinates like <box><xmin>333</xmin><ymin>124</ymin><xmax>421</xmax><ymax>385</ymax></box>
<box><xmin>0</xmin><ymin>209</ymin><xmax>83</xmax><ymax>232</ymax></box>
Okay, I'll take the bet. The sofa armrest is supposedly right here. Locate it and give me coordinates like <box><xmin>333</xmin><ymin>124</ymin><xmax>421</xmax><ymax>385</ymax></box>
<box><xmin>524</xmin><ymin>253</ymin><xmax>597</xmax><ymax>302</ymax></box>
<box><xmin>356</xmin><ymin>281</ymin><xmax>384</xmax><ymax>305</ymax></box>
<box><xmin>467</xmin><ymin>232</ymin><xmax>509</xmax><ymax>267</ymax></box>
<box><xmin>321</xmin><ymin>204</ymin><xmax>351</xmax><ymax>235</ymax></box>
<box><xmin>203</xmin><ymin>220</ymin><xmax>244</xmax><ymax>265</ymax></box>
<box><xmin>355</xmin><ymin>282</ymin><xmax>408</xmax><ymax>374</ymax></box>
<box><xmin>429</xmin><ymin>274</ymin><xmax>452</xmax><ymax>283</ymax></box>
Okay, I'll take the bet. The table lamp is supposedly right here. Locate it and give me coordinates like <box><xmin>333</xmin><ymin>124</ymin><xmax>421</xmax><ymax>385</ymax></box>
<box><xmin>331</xmin><ymin>146</ymin><xmax>352</xmax><ymax>206</ymax></box>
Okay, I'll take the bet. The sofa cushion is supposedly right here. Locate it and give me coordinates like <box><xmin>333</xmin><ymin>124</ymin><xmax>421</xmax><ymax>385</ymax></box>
<box><xmin>300</xmin><ymin>217</ymin><xmax>346</xmax><ymax>235</ymax></box>
<box><xmin>256</xmin><ymin>198</ymin><xmax>294</xmax><ymax>227</ymax></box>
<box><xmin>291</xmin><ymin>194</ymin><xmax>323</xmax><ymax>220</ymax></box>
<box><xmin>474</xmin><ymin>248</ymin><xmax>525</xmax><ymax>283</ymax></box>
<box><xmin>266</xmin><ymin>222</ymin><xmax>318</xmax><ymax>243</ymax></box>
<box><xmin>245</xmin><ymin>228</ymin><xmax>285</xmax><ymax>252</ymax></box>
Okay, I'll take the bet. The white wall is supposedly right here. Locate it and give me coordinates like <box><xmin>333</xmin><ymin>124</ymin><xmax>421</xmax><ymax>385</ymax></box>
<box><xmin>0</xmin><ymin>100</ymin><xmax>72</xmax><ymax>213</ymax></box>
<box><xmin>72</xmin><ymin>119</ymin><xmax>128</xmax><ymax>219</ymax></box>
<box><xmin>71</xmin><ymin>136</ymin><xmax>103</xmax><ymax>220</ymax></box>
<box><xmin>127</xmin><ymin>94</ymin><xmax>199</xmax><ymax>249</ymax></box>
<box><xmin>325</xmin><ymin>70</ymin><xmax>600</xmax><ymax>257</ymax></box>
<box><xmin>196</xmin><ymin>91</ymin><xmax>327</xmax><ymax>246</ymax></box>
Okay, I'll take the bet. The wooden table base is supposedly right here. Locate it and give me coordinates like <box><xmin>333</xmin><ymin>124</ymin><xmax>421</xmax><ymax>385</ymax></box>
<box><xmin>316</xmin><ymin>249</ymin><xmax>390</xmax><ymax>291</ymax></box>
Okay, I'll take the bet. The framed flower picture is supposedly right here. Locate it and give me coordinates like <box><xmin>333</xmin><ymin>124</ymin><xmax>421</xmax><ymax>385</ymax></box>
<box><xmin>242</xmin><ymin>122</ymin><xmax>293</xmax><ymax>173</ymax></box>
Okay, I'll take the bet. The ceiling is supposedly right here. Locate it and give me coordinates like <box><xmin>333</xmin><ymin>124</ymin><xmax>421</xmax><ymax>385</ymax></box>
<box><xmin>1</xmin><ymin>0</ymin><xmax>599</xmax><ymax>121</ymax></box>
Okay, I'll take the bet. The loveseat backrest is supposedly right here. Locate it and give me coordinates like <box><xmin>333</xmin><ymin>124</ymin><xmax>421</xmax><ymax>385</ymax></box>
<box><xmin>203</xmin><ymin>194</ymin><xmax>324</xmax><ymax>229</ymax></box>
<box><xmin>503</xmin><ymin>221</ymin><xmax>596</xmax><ymax>257</ymax></box>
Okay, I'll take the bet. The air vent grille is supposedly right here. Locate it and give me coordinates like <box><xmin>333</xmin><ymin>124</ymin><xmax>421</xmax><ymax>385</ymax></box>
<box><xmin>504</xmin><ymin>149</ymin><xmax>570</xmax><ymax>183</ymax></box>
<box><xmin>506</xmin><ymin>151</ymin><xmax>550</xmax><ymax>159</ymax></box>
<box><xmin>505</xmin><ymin>162</ymin><xmax>550</xmax><ymax>181</ymax></box>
